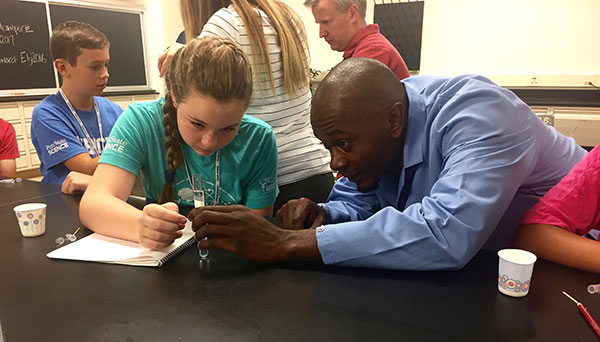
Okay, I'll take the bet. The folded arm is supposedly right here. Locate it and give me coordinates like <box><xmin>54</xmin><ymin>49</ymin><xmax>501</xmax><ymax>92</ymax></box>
<box><xmin>63</xmin><ymin>153</ymin><xmax>100</xmax><ymax>175</ymax></box>
<box><xmin>321</xmin><ymin>178</ymin><xmax>381</xmax><ymax>223</ymax></box>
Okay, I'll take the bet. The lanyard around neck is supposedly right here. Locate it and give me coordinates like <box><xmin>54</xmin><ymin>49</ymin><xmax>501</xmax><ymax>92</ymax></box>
<box><xmin>184</xmin><ymin>149</ymin><xmax>220</xmax><ymax>206</ymax></box>
<box><xmin>59</xmin><ymin>89</ymin><xmax>103</xmax><ymax>156</ymax></box>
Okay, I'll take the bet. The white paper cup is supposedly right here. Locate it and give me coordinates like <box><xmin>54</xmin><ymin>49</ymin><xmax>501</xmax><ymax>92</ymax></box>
<box><xmin>497</xmin><ymin>249</ymin><xmax>537</xmax><ymax>297</ymax></box>
<box><xmin>13</xmin><ymin>203</ymin><xmax>47</xmax><ymax>237</ymax></box>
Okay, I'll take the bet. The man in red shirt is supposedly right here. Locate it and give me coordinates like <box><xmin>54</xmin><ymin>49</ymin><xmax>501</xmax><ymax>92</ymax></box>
<box><xmin>305</xmin><ymin>0</ymin><xmax>410</xmax><ymax>80</ymax></box>
<box><xmin>0</xmin><ymin>118</ymin><xmax>20</xmax><ymax>178</ymax></box>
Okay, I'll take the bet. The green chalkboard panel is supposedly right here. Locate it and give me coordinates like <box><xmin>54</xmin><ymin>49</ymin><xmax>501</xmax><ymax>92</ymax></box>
<box><xmin>49</xmin><ymin>4</ymin><xmax>147</xmax><ymax>87</ymax></box>
<box><xmin>0</xmin><ymin>0</ymin><xmax>148</xmax><ymax>93</ymax></box>
<box><xmin>0</xmin><ymin>0</ymin><xmax>56</xmax><ymax>90</ymax></box>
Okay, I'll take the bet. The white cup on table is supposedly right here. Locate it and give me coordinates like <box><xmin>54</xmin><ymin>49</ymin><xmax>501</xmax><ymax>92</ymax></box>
<box><xmin>497</xmin><ymin>249</ymin><xmax>537</xmax><ymax>297</ymax></box>
<box><xmin>13</xmin><ymin>203</ymin><xmax>47</xmax><ymax>237</ymax></box>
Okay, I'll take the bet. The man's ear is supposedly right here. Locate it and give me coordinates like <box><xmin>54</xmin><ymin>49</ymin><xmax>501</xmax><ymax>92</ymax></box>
<box><xmin>347</xmin><ymin>4</ymin><xmax>360</xmax><ymax>21</ymax></box>
<box><xmin>388</xmin><ymin>102</ymin><xmax>405</xmax><ymax>138</ymax></box>
<box><xmin>54</xmin><ymin>58</ymin><xmax>71</xmax><ymax>78</ymax></box>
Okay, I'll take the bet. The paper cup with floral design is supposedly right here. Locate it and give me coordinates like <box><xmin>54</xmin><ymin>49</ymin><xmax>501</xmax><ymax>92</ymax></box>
<box><xmin>497</xmin><ymin>249</ymin><xmax>537</xmax><ymax>297</ymax></box>
<box><xmin>13</xmin><ymin>203</ymin><xmax>47</xmax><ymax>237</ymax></box>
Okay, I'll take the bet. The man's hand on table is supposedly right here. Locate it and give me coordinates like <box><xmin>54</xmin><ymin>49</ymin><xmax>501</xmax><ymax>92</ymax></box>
<box><xmin>276</xmin><ymin>197</ymin><xmax>326</xmax><ymax>230</ymax></box>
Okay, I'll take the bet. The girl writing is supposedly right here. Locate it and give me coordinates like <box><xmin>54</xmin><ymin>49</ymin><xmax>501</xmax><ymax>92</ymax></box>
<box><xmin>80</xmin><ymin>37</ymin><xmax>278</xmax><ymax>249</ymax></box>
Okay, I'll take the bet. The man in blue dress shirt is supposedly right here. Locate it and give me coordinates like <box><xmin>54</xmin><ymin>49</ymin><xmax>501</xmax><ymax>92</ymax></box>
<box><xmin>189</xmin><ymin>57</ymin><xmax>586</xmax><ymax>270</ymax></box>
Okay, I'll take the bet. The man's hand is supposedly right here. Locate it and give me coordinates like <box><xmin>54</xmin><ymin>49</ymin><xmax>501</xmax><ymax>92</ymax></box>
<box><xmin>157</xmin><ymin>43</ymin><xmax>185</xmax><ymax>77</ymax></box>
<box><xmin>276</xmin><ymin>198</ymin><xmax>326</xmax><ymax>230</ymax></box>
<box><xmin>61</xmin><ymin>171</ymin><xmax>92</xmax><ymax>194</ymax></box>
<box><xmin>189</xmin><ymin>205</ymin><xmax>296</xmax><ymax>263</ymax></box>
<box><xmin>138</xmin><ymin>202</ymin><xmax>187</xmax><ymax>250</ymax></box>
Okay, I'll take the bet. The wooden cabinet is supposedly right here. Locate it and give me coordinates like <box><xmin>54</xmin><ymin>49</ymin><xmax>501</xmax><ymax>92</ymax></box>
<box><xmin>532</xmin><ymin>106</ymin><xmax>600</xmax><ymax>148</ymax></box>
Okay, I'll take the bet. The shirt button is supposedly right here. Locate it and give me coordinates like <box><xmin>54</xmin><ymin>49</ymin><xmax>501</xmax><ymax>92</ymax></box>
<box><xmin>317</xmin><ymin>227</ymin><xmax>325</xmax><ymax>232</ymax></box>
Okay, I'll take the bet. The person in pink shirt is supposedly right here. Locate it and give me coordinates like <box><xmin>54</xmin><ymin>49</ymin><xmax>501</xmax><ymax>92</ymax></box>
<box><xmin>305</xmin><ymin>0</ymin><xmax>410</xmax><ymax>80</ymax></box>
<box><xmin>0</xmin><ymin>118</ymin><xmax>20</xmax><ymax>178</ymax></box>
<box><xmin>512</xmin><ymin>144</ymin><xmax>600</xmax><ymax>273</ymax></box>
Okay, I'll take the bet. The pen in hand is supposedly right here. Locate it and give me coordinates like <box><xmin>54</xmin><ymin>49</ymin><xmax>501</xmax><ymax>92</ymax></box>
<box><xmin>562</xmin><ymin>290</ymin><xmax>600</xmax><ymax>338</ymax></box>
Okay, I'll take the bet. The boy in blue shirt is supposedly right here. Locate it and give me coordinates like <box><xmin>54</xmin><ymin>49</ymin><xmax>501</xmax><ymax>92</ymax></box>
<box><xmin>31</xmin><ymin>21</ymin><xmax>122</xmax><ymax>194</ymax></box>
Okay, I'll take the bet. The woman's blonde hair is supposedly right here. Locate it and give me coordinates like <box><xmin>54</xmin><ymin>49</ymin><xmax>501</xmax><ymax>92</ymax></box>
<box><xmin>159</xmin><ymin>36</ymin><xmax>252</xmax><ymax>203</ymax></box>
<box><xmin>179</xmin><ymin>0</ymin><xmax>310</xmax><ymax>95</ymax></box>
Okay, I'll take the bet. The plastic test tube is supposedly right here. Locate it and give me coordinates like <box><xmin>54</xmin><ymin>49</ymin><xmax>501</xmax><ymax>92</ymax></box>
<box><xmin>587</xmin><ymin>284</ymin><xmax>600</xmax><ymax>294</ymax></box>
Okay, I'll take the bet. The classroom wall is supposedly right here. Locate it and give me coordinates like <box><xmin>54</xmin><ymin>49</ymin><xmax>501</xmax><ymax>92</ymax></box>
<box><xmin>160</xmin><ymin>0</ymin><xmax>183</xmax><ymax>55</ymax></box>
<box><xmin>7</xmin><ymin>0</ymin><xmax>600</xmax><ymax>93</ymax></box>
<box><xmin>281</xmin><ymin>0</ymin><xmax>600</xmax><ymax>86</ymax></box>
<box><xmin>418</xmin><ymin>0</ymin><xmax>600</xmax><ymax>86</ymax></box>
<box><xmin>300</xmin><ymin>0</ymin><xmax>600</xmax><ymax>86</ymax></box>
<box><xmin>86</xmin><ymin>0</ymin><xmax>600</xmax><ymax>87</ymax></box>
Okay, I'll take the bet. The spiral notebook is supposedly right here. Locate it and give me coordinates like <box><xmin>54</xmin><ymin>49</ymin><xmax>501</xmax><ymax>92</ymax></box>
<box><xmin>46</xmin><ymin>221</ymin><xmax>196</xmax><ymax>267</ymax></box>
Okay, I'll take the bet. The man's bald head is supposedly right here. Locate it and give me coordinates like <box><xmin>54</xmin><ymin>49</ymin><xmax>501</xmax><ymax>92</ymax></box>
<box><xmin>312</xmin><ymin>58</ymin><xmax>406</xmax><ymax>123</ymax></box>
<box><xmin>310</xmin><ymin>58</ymin><xmax>408</xmax><ymax>192</ymax></box>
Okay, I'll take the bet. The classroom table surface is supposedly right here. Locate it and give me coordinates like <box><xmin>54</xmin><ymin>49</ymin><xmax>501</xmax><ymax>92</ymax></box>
<box><xmin>0</xmin><ymin>178</ymin><xmax>61</xmax><ymax>207</ymax></box>
<box><xmin>1</xmin><ymin>180</ymin><xmax>600</xmax><ymax>342</ymax></box>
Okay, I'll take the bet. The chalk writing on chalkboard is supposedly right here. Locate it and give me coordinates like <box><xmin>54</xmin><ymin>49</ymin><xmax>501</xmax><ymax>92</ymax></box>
<box><xmin>0</xmin><ymin>21</ymin><xmax>48</xmax><ymax>66</ymax></box>
<box><xmin>1</xmin><ymin>0</ymin><xmax>149</xmax><ymax>93</ymax></box>
<box><xmin>0</xmin><ymin>0</ymin><xmax>56</xmax><ymax>90</ymax></box>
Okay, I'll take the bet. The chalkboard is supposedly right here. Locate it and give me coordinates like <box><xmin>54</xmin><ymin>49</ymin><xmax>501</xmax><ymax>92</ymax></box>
<box><xmin>0</xmin><ymin>0</ymin><xmax>148</xmax><ymax>94</ymax></box>
<box><xmin>375</xmin><ymin>1</ymin><xmax>424</xmax><ymax>71</ymax></box>
<box><xmin>50</xmin><ymin>4</ymin><xmax>147</xmax><ymax>87</ymax></box>
<box><xmin>0</xmin><ymin>0</ymin><xmax>55</xmax><ymax>90</ymax></box>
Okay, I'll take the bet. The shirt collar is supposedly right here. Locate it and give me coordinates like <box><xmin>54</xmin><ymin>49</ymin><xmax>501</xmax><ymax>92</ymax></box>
<box><xmin>343</xmin><ymin>24</ymin><xmax>380</xmax><ymax>59</ymax></box>
<box><xmin>400</xmin><ymin>80</ymin><xmax>426</xmax><ymax>169</ymax></box>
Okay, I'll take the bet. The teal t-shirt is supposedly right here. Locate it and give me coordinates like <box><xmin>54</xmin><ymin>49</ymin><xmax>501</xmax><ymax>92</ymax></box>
<box><xmin>99</xmin><ymin>98</ymin><xmax>278</xmax><ymax>208</ymax></box>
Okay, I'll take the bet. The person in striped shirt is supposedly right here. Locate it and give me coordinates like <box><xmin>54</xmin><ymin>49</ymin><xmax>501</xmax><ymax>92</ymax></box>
<box><xmin>159</xmin><ymin>0</ymin><xmax>335</xmax><ymax>212</ymax></box>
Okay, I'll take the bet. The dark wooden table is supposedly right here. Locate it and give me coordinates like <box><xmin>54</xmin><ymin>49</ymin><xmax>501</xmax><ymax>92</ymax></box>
<box><xmin>0</xmin><ymin>178</ymin><xmax>61</xmax><ymax>207</ymax></box>
<box><xmin>1</xmin><ymin>180</ymin><xmax>599</xmax><ymax>341</ymax></box>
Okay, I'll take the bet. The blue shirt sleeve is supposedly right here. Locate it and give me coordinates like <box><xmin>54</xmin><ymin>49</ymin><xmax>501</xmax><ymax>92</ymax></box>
<box><xmin>316</xmin><ymin>85</ymin><xmax>540</xmax><ymax>271</ymax></box>
<box><xmin>322</xmin><ymin>178</ymin><xmax>381</xmax><ymax>223</ymax></box>
<box><xmin>31</xmin><ymin>103</ymin><xmax>89</xmax><ymax>170</ymax></box>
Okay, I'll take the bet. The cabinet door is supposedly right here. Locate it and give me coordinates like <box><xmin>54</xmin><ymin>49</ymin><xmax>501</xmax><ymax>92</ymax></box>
<box><xmin>554</xmin><ymin>107</ymin><xmax>600</xmax><ymax>147</ymax></box>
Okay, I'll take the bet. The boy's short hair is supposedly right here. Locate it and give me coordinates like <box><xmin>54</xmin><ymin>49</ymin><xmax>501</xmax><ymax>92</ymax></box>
<box><xmin>50</xmin><ymin>21</ymin><xmax>109</xmax><ymax>65</ymax></box>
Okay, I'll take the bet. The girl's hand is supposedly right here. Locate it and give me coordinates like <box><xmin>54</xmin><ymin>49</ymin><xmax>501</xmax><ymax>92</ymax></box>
<box><xmin>138</xmin><ymin>202</ymin><xmax>187</xmax><ymax>249</ymax></box>
<box><xmin>157</xmin><ymin>43</ymin><xmax>184</xmax><ymax>77</ymax></box>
